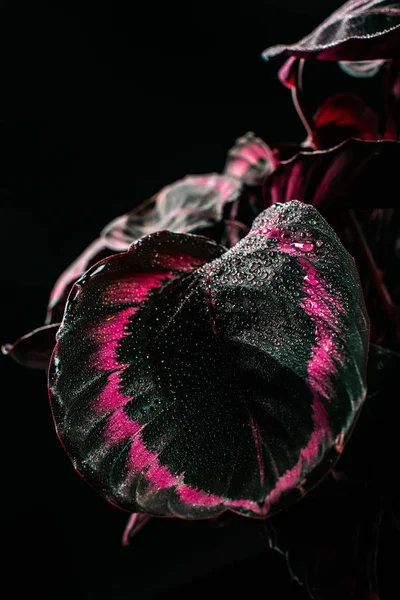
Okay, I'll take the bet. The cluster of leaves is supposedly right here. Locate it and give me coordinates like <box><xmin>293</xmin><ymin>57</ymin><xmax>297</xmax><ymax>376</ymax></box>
<box><xmin>3</xmin><ymin>2</ymin><xmax>400</xmax><ymax>598</ymax></box>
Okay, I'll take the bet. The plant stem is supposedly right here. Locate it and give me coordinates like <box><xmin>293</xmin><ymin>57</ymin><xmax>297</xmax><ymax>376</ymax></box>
<box><xmin>347</xmin><ymin>210</ymin><xmax>394</xmax><ymax>319</ymax></box>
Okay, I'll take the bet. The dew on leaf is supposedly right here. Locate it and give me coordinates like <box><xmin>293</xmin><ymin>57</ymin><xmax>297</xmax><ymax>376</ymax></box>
<box><xmin>292</xmin><ymin>242</ymin><xmax>314</xmax><ymax>252</ymax></box>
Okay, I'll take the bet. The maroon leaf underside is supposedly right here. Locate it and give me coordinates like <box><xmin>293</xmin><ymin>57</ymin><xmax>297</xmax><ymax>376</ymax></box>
<box><xmin>1</xmin><ymin>323</ymin><xmax>61</xmax><ymax>370</ymax></box>
<box><xmin>312</xmin><ymin>92</ymin><xmax>382</xmax><ymax>147</ymax></box>
<box><xmin>386</xmin><ymin>59</ymin><xmax>400</xmax><ymax>139</ymax></box>
<box><xmin>342</xmin><ymin>209</ymin><xmax>400</xmax><ymax>352</ymax></box>
<box><xmin>263</xmin><ymin>139</ymin><xmax>400</xmax><ymax>214</ymax></box>
<box><xmin>279</xmin><ymin>56</ymin><xmax>400</xmax><ymax>147</ymax></box>
<box><xmin>279</xmin><ymin>58</ymin><xmax>393</xmax><ymax>153</ymax></box>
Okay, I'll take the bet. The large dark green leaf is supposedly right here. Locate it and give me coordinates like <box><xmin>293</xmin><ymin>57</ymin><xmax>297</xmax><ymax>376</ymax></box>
<box><xmin>48</xmin><ymin>201</ymin><xmax>369</xmax><ymax>519</ymax></box>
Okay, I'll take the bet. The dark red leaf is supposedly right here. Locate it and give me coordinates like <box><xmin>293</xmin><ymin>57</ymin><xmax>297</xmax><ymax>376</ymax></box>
<box><xmin>278</xmin><ymin>57</ymin><xmax>299</xmax><ymax>89</ymax></box>
<box><xmin>385</xmin><ymin>58</ymin><xmax>400</xmax><ymax>138</ymax></box>
<box><xmin>263</xmin><ymin>139</ymin><xmax>400</xmax><ymax>214</ymax></box>
<box><xmin>312</xmin><ymin>92</ymin><xmax>381</xmax><ymax>146</ymax></box>
<box><xmin>1</xmin><ymin>324</ymin><xmax>60</xmax><ymax>370</ymax></box>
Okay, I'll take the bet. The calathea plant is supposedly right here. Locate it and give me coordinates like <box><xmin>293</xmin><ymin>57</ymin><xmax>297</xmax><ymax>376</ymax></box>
<box><xmin>3</xmin><ymin>1</ymin><xmax>399</xmax><ymax>598</ymax></box>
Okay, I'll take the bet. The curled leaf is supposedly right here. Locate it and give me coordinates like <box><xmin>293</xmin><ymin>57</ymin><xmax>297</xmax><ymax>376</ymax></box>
<box><xmin>46</xmin><ymin>238</ymin><xmax>113</xmax><ymax>326</ymax></box>
<box><xmin>101</xmin><ymin>174</ymin><xmax>242</xmax><ymax>252</ymax></box>
<box><xmin>339</xmin><ymin>59</ymin><xmax>386</xmax><ymax>77</ymax></box>
<box><xmin>49</xmin><ymin>201</ymin><xmax>369</xmax><ymax>519</ymax></box>
<box><xmin>262</xmin><ymin>1</ymin><xmax>400</xmax><ymax>62</ymax></box>
<box><xmin>223</xmin><ymin>131</ymin><xmax>274</xmax><ymax>186</ymax></box>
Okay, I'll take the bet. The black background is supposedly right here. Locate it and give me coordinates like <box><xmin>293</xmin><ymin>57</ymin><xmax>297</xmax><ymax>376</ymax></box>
<box><xmin>1</xmin><ymin>1</ymin><xmax>345</xmax><ymax>598</ymax></box>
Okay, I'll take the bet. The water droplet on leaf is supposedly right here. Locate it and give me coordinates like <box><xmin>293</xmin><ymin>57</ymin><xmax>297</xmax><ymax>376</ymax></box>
<box><xmin>293</xmin><ymin>242</ymin><xmax>314</xmax><ymax>252</ymax></box>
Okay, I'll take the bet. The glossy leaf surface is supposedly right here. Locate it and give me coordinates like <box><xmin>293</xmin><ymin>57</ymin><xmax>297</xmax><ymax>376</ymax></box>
<box><xmin>49</xmin><ymin>201</ymin><xmax>369</xmax><ymax>518</ymax></box>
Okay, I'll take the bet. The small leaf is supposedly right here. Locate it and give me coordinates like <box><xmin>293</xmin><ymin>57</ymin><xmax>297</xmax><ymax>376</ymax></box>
<box><xmin>223</xmin><ymin>131</ymin><xmax>274</xmax><ymax>186</ymax></box>
<box><xmin>122</xmin><ymin>513</ymin><xmax>151</xmax><ymax>546</ymax></box>
<box><xmin>1</xmin><ymin>324</ymin><xmax>60</xmax><ymax>370</ymax></box>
